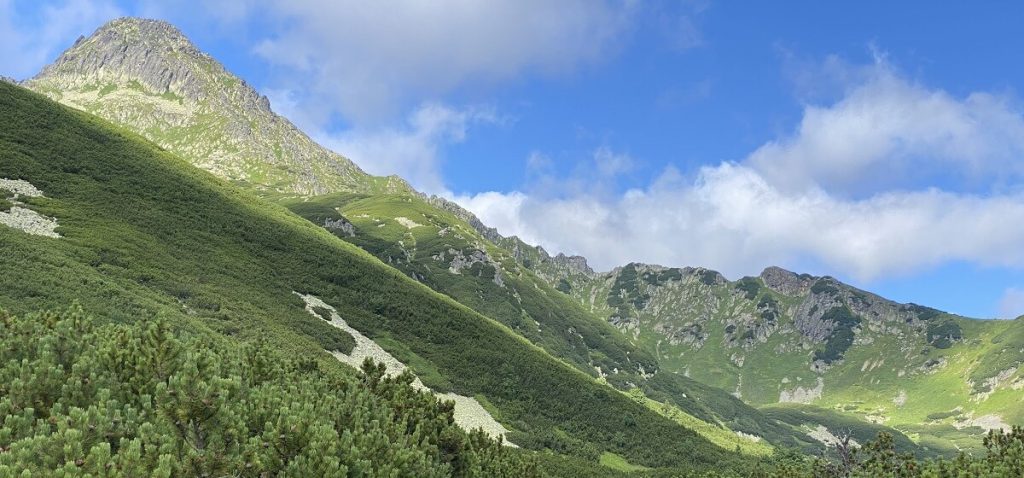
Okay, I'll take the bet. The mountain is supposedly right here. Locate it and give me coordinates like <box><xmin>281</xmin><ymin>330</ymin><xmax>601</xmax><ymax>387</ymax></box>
<box><xmin>24</xmin><ymin>18</ymin><xmax>407</xmax><ymax>196</ymax></box>
<box><xmin>19</xmin><ymin>16</ymin><xmax>1023</xmax><ymax>468</ymax></box>
<box><xmin>23</xmin><ymin>17</ymin><xmax>855</xmax><ymax>459</ymax></box>
<box><xmin>412</xmin><ymin>192</ymin><xmax>1024</xmax><ymax>451</ymax></box>
<box><xmin>0</xmin><ymin>80</ymin><xmax>774</xmax><ymax>474</ymax></box>
<box><xmin>528</xmin><ymin>261</ymin><xmax>1024</xmax><ymax>451</ymax></box>
<box><xmin>399</xmin><ymin>194</ymin><xmax>1024</xmax><ymax>451</ymax></box>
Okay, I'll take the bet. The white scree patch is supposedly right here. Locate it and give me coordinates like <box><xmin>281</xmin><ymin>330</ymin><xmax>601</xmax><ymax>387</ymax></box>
<box><xmin>0</xmin><ymin>178</ymin><xmax>60</xmax><ymax>238</ymax></box>
<box><xmin>294</xmin><ymin>292</ymin><xmax>515</xmax><ymax>445</ymax></box>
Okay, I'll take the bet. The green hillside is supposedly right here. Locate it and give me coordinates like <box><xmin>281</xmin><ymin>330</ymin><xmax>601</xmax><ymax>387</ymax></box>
<box><xmin>18</xmin><ymin>16</ymin><xmax>1024</xmax><ymax>472</ymax></box>
<box><xmin>16</xmin><ymin>16</ymin><xmax>840</xmax><ymax>462</ymax></box>
<box><xmin>532</xmin><ymin>261</ymin><xmax>1024</xmax><ymax>452</ymax></box>
<box><xmin>0</xmin><ymin>81</ymin><xmax>766</xmax><ymax>474</ymax></box>
<box><xmin>281</xmin><ymin>192</ymin><xmax>832</xmax><ymax>454</ymax></box>
<box><xmin>0</xmin><ymin>306</ymin><xmax>534</xmax><ymax>476</ymax></box>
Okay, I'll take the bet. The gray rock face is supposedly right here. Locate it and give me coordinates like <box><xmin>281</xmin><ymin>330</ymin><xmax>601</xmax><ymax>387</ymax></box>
<box><xmin>792</xmin><ymin>290</ymin><xmax>846</xmax><ymax>343</ymax></box>
<box><xmin>25</xmin><ymin>17</ymin><xmax>397</xmax><ymax>197</ymax></box>
<box><xmin>34</xmin><ymin>18</ymin><xmax>217</xmax><ymax>102</ymax></box>
<box><xmin>760</xmin><ymin>266</ymin><xmax>813</xmax><ymax>296</ymax></box>
<box><xmin>437</xmin><ymin>247</ymin><xmax>505</xmax><ymax>287</ymax></box>
<box><xmin>324</xmin><ymin>217</ymin><xmax>356</xmax><ymax>237</ymax></box>
<box><xmin>421</xmin><ymin>196</ymin><xmax>597</xmax><ymax>281</ymax></box>
<box><xmin>550</xmin><ymin>253</ymin><xmax>594</xmax><ymax>276</ymax></box>
<box><xmin>424</xmin><ymin>196</ymin><xmax>503</xmax><ymax>243</ymax></box>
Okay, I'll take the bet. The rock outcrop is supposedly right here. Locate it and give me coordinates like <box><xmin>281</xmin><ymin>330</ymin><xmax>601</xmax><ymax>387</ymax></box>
<box><xmin>26</xmin><ymin>17</ymin><xmax>400</xmax><ymax>197</ymax></box>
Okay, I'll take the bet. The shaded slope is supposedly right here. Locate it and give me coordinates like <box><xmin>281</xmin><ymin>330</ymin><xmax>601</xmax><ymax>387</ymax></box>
<box><xmin>284</xmin><ymin>192</ymin><xmax>823</xmax><ymax>453</ymax></box>
<box><xmin>0</xmin><ymin>82</ymin><xmax>753</xmax><ymax>473</ymax></box>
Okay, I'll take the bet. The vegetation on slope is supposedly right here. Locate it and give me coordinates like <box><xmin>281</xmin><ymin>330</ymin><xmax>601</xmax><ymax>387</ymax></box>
<box><xmin>284</xmin><ymin>192</ymin><xmax>819</xmax><ymax>455</ymax></box>
<box><xmin>543</xmin><ymin>261</ymin><xmax>1024</xmax><ymax>452</ymax></box>
<box><xmin>624</xmin><ymin>388</ymin><xmax>775</xmax><ymax>457</ymax></box>
<box><xmin>0</xmin><ymin>307</ymin><xmax>532</xmax><ymax>476</ymax></box>
<box><xmin>755</xmin><ymin>428</ymin><xmax>1024</xmax><ymax>477</ymax></box>
<box><xmin>0</xmin><ymin>82</ymin><xmax>752</xmax><ymax>473</ymax></box>
<box><xmin>285</xmin><ymin>193</ymin><xmax>659</xmax><ymax>383</ymax></box>
<box><xmin>760</xmin><ymin>404</ymin><xmax>929</xmax><ymax>457</ymax></box>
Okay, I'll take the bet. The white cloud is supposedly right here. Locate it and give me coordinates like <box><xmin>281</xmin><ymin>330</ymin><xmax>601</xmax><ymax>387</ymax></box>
<box><xmin>594</xmin><ymin>146</ymin><xmax>635</xmax><ymax>178</ymax></box>
<box><xmin>250</xmin><ymin>0</ymin><xmax>633</xmax><ymax>123</ymax></box>
<box><xmin>237</xmin><ymin>0</ymin><xmax>635</xmax><ymax>193</ymax></box>
<box><xmin>264</xmin><ymin>88</ymin><xmax>499</xmax><ymax>194</ymax></box>
<box><xmin>749</xmin><ymin>60</ymin><xmax>1024</xmax><ymax>195</ymax></box>
<box><xmin>998</xmin><ymin>288</ymin><xmax>1024</xmax><ymax>320</ymax></box>
<box><xmin>0</xmin><ymin>0</ymin><xmax>121</xmax><ymax>80</ymax></box>
<box><xmin>456</xmin><ymin>63</ymin><xmax>1024</xmax><ymax>282</ymax></box>
<box><xmin>460</xmin><ymin>163</ymin><xmax>1024</xmax><ymax>280</ymax></box>
<box><xmin>310</xmin><ymin>103</ymin><xmax>498</xmax><ymax>194</ymax></box>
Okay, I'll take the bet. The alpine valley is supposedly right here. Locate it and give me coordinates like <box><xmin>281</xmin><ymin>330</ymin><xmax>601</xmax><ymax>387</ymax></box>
<box><xmin>1</xmin><ymin>17</ymin><xmax>1022</xmax><ymax>477</ymax></box>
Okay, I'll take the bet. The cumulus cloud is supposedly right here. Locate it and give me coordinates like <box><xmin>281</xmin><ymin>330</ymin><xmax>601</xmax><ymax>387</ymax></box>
<box><xmin>457</xmin><ymin>61</ymin><xmax>1024</xmax><ymax>281</ymax></box>
<box><xmin>460</xmin><ymin>162</ymin><xmax>1024</xmax><ymax>279</ymax></box>
<box><xmin>750</xmin><ymin>59</ymin><xmax>1024</xmax><ymax>195</ymax></box>
<box><xmin>251</xmin><ymin>0</ymin><xmax>633</xmax><ymax>124</ymax></box>
<box><xmin>0</xmin><ymin>0</ymin><xmax>121</xmax><ymax>79</ymax></box>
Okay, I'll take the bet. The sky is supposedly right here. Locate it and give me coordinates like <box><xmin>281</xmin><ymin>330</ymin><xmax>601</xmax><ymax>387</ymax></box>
<box><xmin>3</xmin><ymin>0</ymin><xmax>1024</xmax><ymax>319</ymax></box>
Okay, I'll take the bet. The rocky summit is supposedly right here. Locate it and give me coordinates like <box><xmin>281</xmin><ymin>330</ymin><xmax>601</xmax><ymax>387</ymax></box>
<box><xmin>26</xmin><ymin>18</ymin><xmax>407</xmax><ymax>196</ymax></box>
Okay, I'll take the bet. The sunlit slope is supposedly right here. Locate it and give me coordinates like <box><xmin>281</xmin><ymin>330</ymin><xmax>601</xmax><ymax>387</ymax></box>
<box><xmin>537</xmin><ymin>261</ymin><xmax>1024</xmax><ymax>451</ymax></box>
<box><xmin>284</xmin><ymin>191</ymin><xmax>837</xmax><ymax>454</ymax></box>
<box><xmin>0</xmin><ymin>82</ymin><xmax>760</xmax><ymax>473</ymax></box>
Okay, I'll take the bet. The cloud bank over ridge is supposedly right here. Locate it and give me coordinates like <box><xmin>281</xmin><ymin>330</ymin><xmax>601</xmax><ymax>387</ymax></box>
<box><xmin>457</xmin><ymin>60</ymin><xmax>1024</xmax><ymax>282</ymax></box>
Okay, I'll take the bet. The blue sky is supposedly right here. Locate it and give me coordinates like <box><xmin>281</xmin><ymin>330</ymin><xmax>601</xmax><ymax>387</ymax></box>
<box><xmin>4</xmin><ymin>1</ymin><xmax>1024</xmax><ymax>319</ymax></box>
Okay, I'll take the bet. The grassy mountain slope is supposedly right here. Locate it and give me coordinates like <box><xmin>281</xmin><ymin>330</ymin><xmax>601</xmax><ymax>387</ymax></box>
<box><xmin>282</xmin><ymin>192</ymin><xmax>837</xmax><ymax>455</ymax></box>
<box><xmin>20</xmin><ymin>17</ymin><xmax>833</xmax><ymax>458</ymax></box>
<box><xmin>535</xmin><ymin>261</ymin><xmax>1024</xmax><ymax>452</ymax></box>
<box><xmin>20</xmin><ymin>15</ymin><xmax>975</xmax><ymax>462</ymax></box>
<box><xmin>0</xmin><ymin>81</ymin><xmax>760</xmax><ymax>473</ymax></box>
<box><xmin>284</xmin><ymin>192</ymin><xmax>658</xmax><ymax>382</ymax></box>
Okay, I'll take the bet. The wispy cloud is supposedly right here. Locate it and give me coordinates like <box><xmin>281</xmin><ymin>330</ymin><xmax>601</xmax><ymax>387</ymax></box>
<box><xmin>658</xmin><ymin>0</ymin><xmax>709</xmax><ymax>51</ymax></box>
<box><xmin>244</xmin><ymin>0</ymin><xmax>636</xmax><ymax>193</ymax></box>
<box><xmin>250</xmin><ymin>0</ymin><xmax>635</xmax><ymax>124</ymax></box>
<box><xmin>318</xmin><ymin>103</ymin><xmax>500</xmax><ymax>194</ymax></box>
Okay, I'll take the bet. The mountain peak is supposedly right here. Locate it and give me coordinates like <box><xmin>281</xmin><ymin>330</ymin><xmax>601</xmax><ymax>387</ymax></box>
<box><xmin>97</xmin><ymin>17</ymin><xmax>189</xmax><ymax>42</ymax></box>
<box><xmin>33</xmin><ymin>17</ymin><xmax>224</xmax><ymax>103</ymax></box>
<box><xmin>84</xmin><ymin>17</ymin><xmax>199</xmax><ymax>56</ymax></box>
<box><xmin>25</xmin><ymin>17</ymin><xmax>399</xmax><ymax>196</ymax></box>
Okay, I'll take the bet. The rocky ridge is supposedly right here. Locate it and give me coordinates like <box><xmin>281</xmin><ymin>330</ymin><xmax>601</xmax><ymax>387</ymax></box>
<box><xmin>25</xmin><ymin>17</ymin><xmax>404</xmax><ymax>196</ymax></box>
